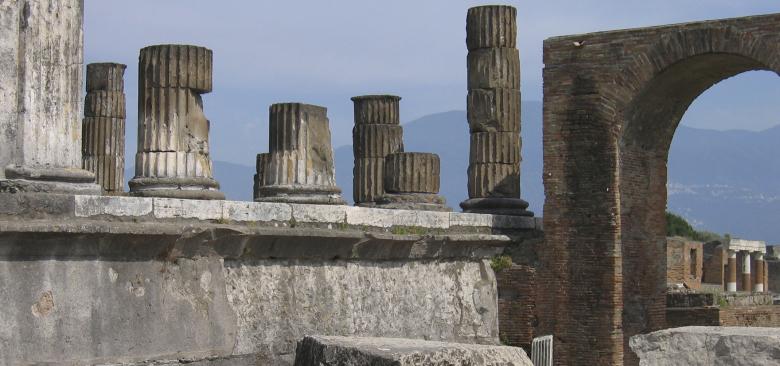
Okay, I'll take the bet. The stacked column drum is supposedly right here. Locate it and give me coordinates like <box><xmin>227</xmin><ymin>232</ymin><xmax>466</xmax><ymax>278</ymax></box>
<box><xmin>351</xmin><ymin>95</ymin><xmax>404</xmax><ymax>206</ymax></box>
<box><xmin>254</xmin><ymin>103</ymin><xmax>345</xmax><ymax>204</ymax></box>
<box><xmin>129</xmin><ymin>44</ymin><xmax>224</xmax><ymax>199</ymax></box>
<box><xmin>82</xmin><ymin>63</ymin><xmax>126</xmax><ymax>194</ymax></box>
<box><xmin>461</xmin><ymin>5</ymin><xmax>532</xmax><ymax>216</ymax></box>
<box><xmin>377</xmin><ymin>152</ymin><xmax>450</xmax><ymax>211</ymax></box>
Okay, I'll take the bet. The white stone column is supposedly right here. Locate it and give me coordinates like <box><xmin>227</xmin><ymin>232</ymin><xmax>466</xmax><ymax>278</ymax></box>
<box><xmin>742</xmin><ymin>250</ymin><xmax>752</xmax><ymax>292</ymax></box>
<box><xmin>0</xmin><ymin>0</ymin><xmax>100</xmax><ymax>194</ymax></box>
<box><xmin>755</xmin><ymin>252</ymin><xmax>765</xmax><ymax>293</ymax></box>
<box><xmin>727</xmin><ymin>250</ymin><xmax>737</xmax><ymax>292</ymax></box>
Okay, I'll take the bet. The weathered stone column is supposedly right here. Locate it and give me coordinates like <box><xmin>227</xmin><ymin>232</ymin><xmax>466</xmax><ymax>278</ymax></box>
<box><xmin>375</xmin><ymin>152</ymin><xmax>450</xmax><ymax>211</ymax></box>
<box><xmin>254</xmin><ymin>103</ymin><xmax>345</xmax><ymax>204</ymax></box>
<box><xmin>128</xmin><ymin>44</ymin><xmax>223</xmax><ymax>199</ymax></box>
<box><xmin>755</xmin><ymin>252</ymin><xmax>765</xmax><ymax>293</ymax></box>
<box><xmin>727</xmin><ymin>250</ymin><xmax>737</xmax><ymax>292</ymax></box>
<box><xmin>461</xmin><ymin>5</ymin><xmax>531</xmax><ymax>216</ymax></box>
<box><xmin>0</xmin><ymin>0</ymin><xmax>100</xmax><ymax>194</ymax></box>
<box><xmin>82</xmin><ymin>63</ymin><xmax>126</xmax><ymax>194</ymax></box>
<box><xmin>351</xmin><ymin>95</ymin><xmax>404</xmax><ymax>206</ymax></box>
<box><xmin>742</xmin><ymin>251</ymin><xmax>752</xmax><ymax>292</ymax></box>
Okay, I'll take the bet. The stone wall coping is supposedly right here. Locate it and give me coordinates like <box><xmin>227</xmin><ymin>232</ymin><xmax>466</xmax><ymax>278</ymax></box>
<box><xmin>728</xmin><ymin>238</ymin><xmax>767</xmax><ymax>253</ymax></box>
<box><xmin>0</xmin><ymin>193</ymin><xmax>542</xmax><ymax>261</ymax></box>
<box><xmin>61</xmin><ymin>195</ymin><xmax>540</xmax><ymax>231</ymax></box>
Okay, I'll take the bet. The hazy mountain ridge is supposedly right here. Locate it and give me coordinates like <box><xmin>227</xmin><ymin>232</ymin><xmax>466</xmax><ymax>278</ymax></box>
<box><xmin>177</xmin><ymin>101</ymin><xmax>779</xmax><ymax>243</ymax></box>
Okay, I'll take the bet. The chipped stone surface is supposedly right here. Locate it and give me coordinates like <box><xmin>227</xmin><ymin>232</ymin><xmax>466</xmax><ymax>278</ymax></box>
<box><xmin>294</xmin><ymin>335</ymin><xmax>532</xmax><ymax>366</ymax></box>
<box><xmin>75</xmin><ymin>195</ymin><xmax>153</xmax><ymax>217</ymax></box>
<box><xmin>222</xmin><ymin>200</ymin><xmax>291</xmax><ymax>222</ymax></box>
<box><xmin>153</xmin><ymin>197</ymin><xmax>223</xmax><ymax>220</ymax></box>
<box><xmin>225</xmin><ymin>259</ymin><xmax>500</xmax><ymax>364</ymax></box>
<box><xmin>630</xmin><ymin>326</ymin><xmax>780</xmax><ymax>366</ymax></box>
<box><xmin>291</xmin><ymin>204</ymin><xmax>346</xmax><ymax>224</ymax></box>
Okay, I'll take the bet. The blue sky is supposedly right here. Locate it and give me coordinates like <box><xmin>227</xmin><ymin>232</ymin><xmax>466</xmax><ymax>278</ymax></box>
<box><xmin>85</xmin><ymin>1</ymin><xmax>780</xmax><ymax>167</ymax></box>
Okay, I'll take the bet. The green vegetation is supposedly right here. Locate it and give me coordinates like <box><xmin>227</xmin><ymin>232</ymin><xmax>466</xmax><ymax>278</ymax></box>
<box><xmin>390</xmin><ymin>226</ymin><xmax>428</xmax><ymax>236</ymax></box>
<box><xmin>490</xmin><ymin>255</ymin><xmax>513</xmax><ymax>273</ymax></box>
<box><xmin>666</xmin><ymin>211</ymin><xmax>725</xmax><ymax>242</ymax></box>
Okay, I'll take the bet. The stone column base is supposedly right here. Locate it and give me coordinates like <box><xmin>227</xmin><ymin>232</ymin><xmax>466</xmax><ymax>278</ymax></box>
<box><xmin>128</xmin><ymin>176</ymin><xmax>224</xmax><ymax>200</ymax></box>
<box><xmin>0</xmin><ymin>166</ymin><xmax>101</xmax><ymax>195</ymax></box>
<box><xmin>372</xmin><ymin>193</ymin><xmax>452</xmax><ymax>212</ymax></box>
<box><xmin>460</xmin><ymin>197</ymin><xmax>533</xmax><ymax>216</ymax></box>
<box><xmin>254</xmin><ymin>184</ymin><xmax>346</xmax><ymax>205</ymax></box>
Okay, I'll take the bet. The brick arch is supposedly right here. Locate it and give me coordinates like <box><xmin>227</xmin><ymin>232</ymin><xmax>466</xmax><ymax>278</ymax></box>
<box><xmin>615</xmin><ymin>27</ymin><xmax>780</xmax><ymax>365</ymax></box>
<box><xmin>540</xmin><ymin>14</ymin><xmax>780</xmax><ymax>366</ymax></box>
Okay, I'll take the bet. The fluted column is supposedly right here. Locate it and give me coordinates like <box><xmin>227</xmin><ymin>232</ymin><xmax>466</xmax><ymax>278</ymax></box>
<box><xmin>82</xmin><ymin>63</ymin><xmax>126</xmax><ymax>194</ymax></box>
<box><xmin>376</xmin><ymin>152</ymin><xmax>450</xmax><ymax>211</ymax></box>
<box><xmin>461</xmin><ymin>5</ymin><xmax>531</xmax><ymax>216</ymax></box>
<box><xmin>0</xmin><ymin>0</ymin><xmax>100</xmax><ymax>194</ymax></box>
<box><xmin>351</xmin><ymin>95</ymin><xmax>404</xmax><ymax>206</ymax></box>
<box><xmin>254</xmin><ymin>103</ymin><xmax>345</xmax><ymax>204</ymax></box>
<box><xmin>742</xmin><ymin>250</ymin><xmax>752</xmax><ymax>292</ymax></box>
<box><xmin>128</xmin><ymin>44</ymin><xmax>223</xmax><ymax>200</ymax></box>
<box><xmin>755</xmin><ymin>252</ymin><xmax>765</xmax><ymax>293</ymax></box>
<box><xmin>727</xmin><ymin>250</ymin><xmax>737</xmax><ymax>292</ymax></box>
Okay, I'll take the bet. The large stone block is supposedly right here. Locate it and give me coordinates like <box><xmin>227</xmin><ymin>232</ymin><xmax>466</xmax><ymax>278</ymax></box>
<box><xmin>84</xmin><ymin>91</ymin><xmax>126</xmax><ymax>118</ymax></box>
<box><xmin>467</xmin><ymin>163</ymin><xmax>520</xmax><ymax>198</ymax></box>
<box><xmin>470</xmin><ymin>132</ymin><xmax>521</xmax><ymax>164</ymax></box>
<box><xmin>139</xmin><ymin>44</ymin><xmax>213</xmax><ymax>93</ymax></box>
<box><xmin>467</xmin><ymin>48</ymin><xmax>520</xmax><ymax>90</ymax></box>
<box><xmin>353</xmin><ymin>157</ymin><xmax>384</xmax><ymax>204</ymax></box>
<box><xmin>383</xmin><ymin>152</ymin><xmax>440</xmax><ymax>194</ymax></box>
<box><xmin>293</xmin><ymin>336</ymin><xmax>532</xmax><ymax>366</ymax></box>
<box><xmin>467</xmin><ymin>88</ymin><xmax>520</xmax><ymax>132</ymax></box>
<box><xmin>86</xmin><ymin>62</ymin><xmax>126</xmax><ymax>92</ymax></box>
<box><xmin>630</xmin><ymin>326</ymin><xmax>780</xmax><ymax>366</ymax></box>
<box><xmin>352</xmin><ymin>124</ymin><xmax>404</xmax><ymax>158</ymax></box>
<box><xmin>351</xmin><ymin>95</ymin><xmax>402</xmax><ymax>125</ymax></box>
<box><xmin>466</xmin><ymin>5</ymin><xmax>517</xmax><ymax>51</ymax></box>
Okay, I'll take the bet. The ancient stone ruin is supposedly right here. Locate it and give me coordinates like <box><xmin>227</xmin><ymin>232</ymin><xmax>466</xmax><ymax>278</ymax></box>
<box><xmin>0</xmin><ymin>0</ymin><xmax>101</xmax><ymax>195</ymax></box>
<box><xmin>461</xmin><ymin>5</ymin><xmax>531</xmax><ymax>217</ymax></box>
<box><xmin>375</xmin><ymin>152</ymin><xmax>450</xmax><ymax>211</ymax></box>
<box><xmin>254</xmin><ymin>103</ymin><xmax>345</xmax><ymax>204</ymax></box>
<box><xmin>1</xmin><ymin>2</ymin><xmax>780</xmax><ymax>366</ymax></box>
<box><xmin>128</xmin><ymin>44</ymin><xmax>224</xmax><ymax>200</ymax></box>
<box><xmin>351</xmin><ymin>94</ymin><xmax>405</xmax><ymax>205</ymax></box>
<box><xmin>82</xmin><ymin>63</ymin><xmax>127</xmax><ymax>194</ymax></box>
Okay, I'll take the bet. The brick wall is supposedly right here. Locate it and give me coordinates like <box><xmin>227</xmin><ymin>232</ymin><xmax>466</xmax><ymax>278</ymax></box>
<box><xmin>666</xmin><ymin>237</ymin><xmax>703</xmax><ymax>290</ymax></box>
<box><xmin>768</xmin><ymin>260</ymin><xmax>780</xmax><ymax>293</ymax></box>
<box><xmin>702</xmin><ymin>243</ymin><xmax>725</xmax><ymax>287</ymax></box>
<box><xmin>667</xmin><ymin>306</ymin><xmax>780</xmax><ymax>328</ymax></box>
<box><xmin>541</xmin><ymin>13</ymin><xmax>780</xmax><ymax>366</ymax></box>
<box><xmin>496</xmin><ymin>264</ymin><xmax>537</xmax><ymax>352</ymax></box>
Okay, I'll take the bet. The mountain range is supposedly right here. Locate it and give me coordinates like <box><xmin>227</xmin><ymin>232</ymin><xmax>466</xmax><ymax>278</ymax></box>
<box><xmin>126</xmin><ymin>101</ymin><xmax>780</xmax><ymax>244</ymax></box>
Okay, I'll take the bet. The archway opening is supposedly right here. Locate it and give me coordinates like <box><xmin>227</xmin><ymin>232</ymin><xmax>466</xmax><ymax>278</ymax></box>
<box><xmin>619</xmin><ymin>53</ymin><xmax>775</xmax><ymax>362</ymax></box>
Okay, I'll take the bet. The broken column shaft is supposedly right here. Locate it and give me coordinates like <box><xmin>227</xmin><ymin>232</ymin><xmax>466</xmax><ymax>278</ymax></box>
<box><xmin>254</xmin><ymin>103</ymin><xmax>345</xmax><ymax>204</ymax></box>
<box><xmin>460</xmin><ymin>5</ymin><xmax>532</xmax><ymax>216</ymax></box>
<box><xmin>376</xmin><ymin>152</ymin><xmax>450</xmax><ymax>211</ymax></box>
<box><xmin>351</xmin><ymin>95</ymin><xmax>404</xmax><ymax>206</ymax></box>
<box><xmin>82</xmin><ymin>63</ymin><xmax>126</xmax><ymax>194</ymax></box>
<box><xmin>128</xmin><ymin>44</ymin><xmax>223</xmax><ymax>200</ymax></box>
<box><xmin>0</xmin><ymin>0</ymin><xmax>100</xmax><ymax>194</ymax></box>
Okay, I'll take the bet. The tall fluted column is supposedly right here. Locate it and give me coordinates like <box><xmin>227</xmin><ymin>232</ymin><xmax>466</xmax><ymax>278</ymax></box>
<box><xmin>727</xmin><ymin>250</ymin><xmax>737</xmax><ymax>292</ymax></box>
<box><xmin>0</xmin><ymin>0</ymin><xmax>100</xmax><ymax>194</ymax></box>
<box><xmin>742</xmin><ymin>251</ymin><xmax>752</xmax><ymax>292</ymax></box>
<box><xmin>82</xmin><ymin>63</ymin><xmax>126</xmax><ymax>194</ymax></box>
<box><xmin>755</xmin><ymin>252</ymin><xmax>765</xmax><ymax>293</ymax></box>
<box><xmin>351</xmin><ymin>95</ymin><xmax>404</xmax><ymax>206</ymax></box>
<box><xmin>129</xmin><ymin>44</ymin><xmax>223</xmax><ymax>200</ymax></box>
<box><xmin>461</xmin><ymin>5</ymin><xmax>531</xmax><ymax>216</ymax></box>
<box><xmin>254</xmin><ymin>103</ymin><xmax>345</xmax><ymax>204</ymax></box>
